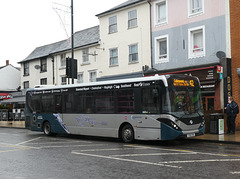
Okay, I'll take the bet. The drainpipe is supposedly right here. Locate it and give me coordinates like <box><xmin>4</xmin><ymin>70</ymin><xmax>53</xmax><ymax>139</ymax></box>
<box><xmin>50</xmin><ymin>56</ymin><xmax>55</xmax><ymax>85</ymax></box>
<box><xmin>147</xmin><ymin>0</ymin><xmax>153</xmax><ymax>70</ymax></box>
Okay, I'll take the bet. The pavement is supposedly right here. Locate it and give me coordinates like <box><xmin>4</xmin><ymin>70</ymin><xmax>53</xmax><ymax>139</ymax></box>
<box><xmin>0</xmin><ymin>121</ymin><xmax>240</xmax><ymax>144</ymax></box>
<box><xmin>189</xmin><ymin>130</ymin><xmax>240</xmax><ymax>144</ymax></box>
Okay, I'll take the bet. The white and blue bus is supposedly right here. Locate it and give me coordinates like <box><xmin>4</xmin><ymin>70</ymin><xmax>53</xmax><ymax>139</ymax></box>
<box><xmin>25</xmin><ymin>74</ymin><xmax>205</xmax><ymax>142</ymax></box>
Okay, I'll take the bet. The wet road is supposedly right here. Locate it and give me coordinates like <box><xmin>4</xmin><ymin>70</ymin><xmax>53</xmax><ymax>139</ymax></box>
<box><xmin>1</xmin><ymin>128</ymin><xmax>240</xmax><ymax>179</ymax></box>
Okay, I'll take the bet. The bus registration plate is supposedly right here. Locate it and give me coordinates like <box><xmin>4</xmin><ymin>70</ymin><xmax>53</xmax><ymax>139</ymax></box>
<box><xmin>187</xmin><ymin>133</ymin><xmax>195</xmax><ymax>138</ymax></box>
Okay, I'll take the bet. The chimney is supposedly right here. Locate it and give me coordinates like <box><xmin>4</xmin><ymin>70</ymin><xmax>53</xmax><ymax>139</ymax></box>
<box><xmin>6</xmin><ymin>60</ymin><xmax>9</xmax><ymax>66</ymax></box>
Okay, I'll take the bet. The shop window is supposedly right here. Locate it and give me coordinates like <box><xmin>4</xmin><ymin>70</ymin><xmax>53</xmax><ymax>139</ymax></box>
<box><xmin>202</xmin><ymin>97</ymin><xmax>214</xmax><ymax>111</ymax></box>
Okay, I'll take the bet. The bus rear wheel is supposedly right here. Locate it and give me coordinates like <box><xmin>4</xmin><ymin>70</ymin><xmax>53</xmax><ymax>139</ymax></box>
<box><xmin>43</xmin><ymin>121</ymin><xmax>52</xmax><ymax>136</ymax></box>
<box><xmin>121</xmin><ymin>124</ymin><xmax>134</xmax><ymax>143</ymax></box>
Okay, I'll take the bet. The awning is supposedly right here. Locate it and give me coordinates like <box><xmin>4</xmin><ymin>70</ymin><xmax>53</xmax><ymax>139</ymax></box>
<box><xmin>0</xmin><ymin>96</ymin><xmax>25</xmax><ymax>104</ymax></box>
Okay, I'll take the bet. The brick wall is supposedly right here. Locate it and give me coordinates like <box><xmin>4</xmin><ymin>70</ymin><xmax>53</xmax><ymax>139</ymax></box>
<box><xmin>230</xmin><ymin>0</ymin><xmax>240</xmax><ymax>130</ymax></box>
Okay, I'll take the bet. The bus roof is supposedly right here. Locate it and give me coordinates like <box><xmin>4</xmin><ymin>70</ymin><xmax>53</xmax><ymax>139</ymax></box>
<box><xmin>28</xmin><ymin>74</ymin><xmax>170</xmax><ymax>91</ymax></box>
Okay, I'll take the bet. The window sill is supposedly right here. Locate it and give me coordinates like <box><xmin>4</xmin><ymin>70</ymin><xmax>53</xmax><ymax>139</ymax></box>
<box><xmin>189</xmin><ymin>53</ymin><xmax>205</xmax><ymax>59</ymax></box>
<box><xmin>128</xmin><ymin>26</ymin><xmax>138</xmax><ymax>30</ymax></box>
<box><xmin>188</xmin><ymin>12</ymin><xmax>204</xmax><ymax>18</ymax></box>
<box><xmin>109</xmin><ymin>64</ymin><xmax>119</xmax><ymax>67</ymax></box>
<box><xmin>155</xmin><ymin>58</ymin><xmax>169</xmax><ymax>64</ymax></box>
<box><xmin>128</xmin><ymin>61</ymin><xmax>139</xmax><ymax>65</ymax></box>
<box><xmin>81</xmin><ymin>62</ymin><xmax>90</xmax><ymax>66</ymax></box>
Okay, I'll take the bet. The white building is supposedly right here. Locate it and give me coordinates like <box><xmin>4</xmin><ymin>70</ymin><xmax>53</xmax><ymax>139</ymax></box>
<box><xmin>0</xmin><ymin>60</ymin><xmax>20</xmax><ymax>92</ymax></box>
<box><xmin>96</xmin><ymin>0</ymin><xmax>151</xmax><ymax>80</ymax></box>
<box><xmin>19</xmin><ymin>0</ymin><xmax>152</xmax><ymax>88</ymax></box>
<box><xmin>19</xmin><ymin>26</ymin><xmax>100</xmax><ymax>88</ymax></box>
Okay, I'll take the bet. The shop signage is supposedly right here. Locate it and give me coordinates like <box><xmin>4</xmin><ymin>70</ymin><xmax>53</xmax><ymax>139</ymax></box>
<box><xmin>0</xmin><ymin>93</ymin><xmax>13</xmax><ymax>100</ymax></box>
<box><xmin>177</xmin><ymin>67</ymin><xmax>217</xmax><ymax>82</ymax></box>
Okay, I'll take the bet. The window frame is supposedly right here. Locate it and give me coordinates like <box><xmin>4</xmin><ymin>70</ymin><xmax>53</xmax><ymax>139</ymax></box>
<box><xmin>40</xmin><ymin>58</ymin><xmax>47</xmax><ymax>72</ymax></box>
<box><xmin>188</xmin><ymin>25</ymin><xmax>205</xmax><ymax>59</ymax></box>
<box><xmin>82</xmin><ymin>48</ymin><xmax>89</xmax><ymax>64</ymax></box>
<box><xmin>23</xmin><ymin>62</ymin><xmax>29</xmax><ymax>76</ymax></box>
<box><xmin>154</xmin><ymin>0</ymin><xmax>168</xmax><ymax>26</ymax></box>
<box><xmin>188</xmin><ymin>0</ymin><xmax>204</xmax><ymax>17</ymax></box>
<box><xmin>109</xmin><ymin>48</ymin><xmax>118</xmax><ymax>66</ymax></box>
<box><xmin>61</xmin><ymin>76</ymin><xmax>67</xmax><ymax>85</ymax></box>
<box><xmin>60</xmin><ymin>54</ymin><xmax>66</xmax><ymax>67</ymax></box>
<box><xmin>40</xmin><ymin>78</ymin><xmax>47</xmax><ymax>85</ymax></box>
<box><xmin>154</xmin><ymin>34</ymin><xmax>169</xmax><ymax>64</ymax></box>
<box><xmin>23</xmin><ymin>81</ymin><xmax>29</xmax><ymax>89</ymax></box>
<box><xmin>109</xmin><ymin>15</ymin><xmax>117</xmax><ymax>34</ymax></box>
<box><xmin>89</xmin><ymin>70</ymin><xmax>97</xmax><ymax>82</ymax></box>
<box><xmin>129</xmin><ymin>44</ymin><xmax>139</xmax><ymax>63</ymax></box>
<box><xmin>128</xmin><ymin>9</ymin><xmax>137</xmax><ymax>29</ymax></box>
<box><xmin>77</xmin><ymin>72</ymin><xmax>84</xmax><ymax>83</ymax></box>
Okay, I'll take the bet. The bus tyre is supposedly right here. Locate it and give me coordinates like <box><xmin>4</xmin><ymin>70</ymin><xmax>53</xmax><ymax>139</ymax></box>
<box><xmin>43</xmin><ymin>121</ymin><xmax>52</xmax><ymax>136</ymax></box>
<box><xmin>121</xmin><ymin>124</ymin><xmax>134</xmax><ymax>143</ymax></box>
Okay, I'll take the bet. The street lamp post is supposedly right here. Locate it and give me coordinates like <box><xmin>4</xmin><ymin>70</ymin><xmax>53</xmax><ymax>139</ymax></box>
<box><xmin>71</xmin><ymin>0</ymin><xmax>74</xmax><ymax>84</ymax></box>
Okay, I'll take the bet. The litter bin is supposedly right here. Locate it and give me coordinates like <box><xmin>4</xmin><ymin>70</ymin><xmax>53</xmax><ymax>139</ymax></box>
<box><xmin>209</xmin><ymin>113</ymin><xmax>224</xmax><ymax>134</ymax></box>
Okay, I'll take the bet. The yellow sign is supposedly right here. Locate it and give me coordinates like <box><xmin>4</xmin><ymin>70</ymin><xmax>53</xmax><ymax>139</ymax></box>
<box><xmin>173</xmin><ymin>79</ymin><xmax>195</xmax><ymax>87</ymax></box>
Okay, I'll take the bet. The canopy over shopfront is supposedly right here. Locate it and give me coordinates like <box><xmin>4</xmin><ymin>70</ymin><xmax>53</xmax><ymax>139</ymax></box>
<box><xmin>0</xmin><ymin>96</ymin><xmax>25</xmax><ymax>105</ymax></box>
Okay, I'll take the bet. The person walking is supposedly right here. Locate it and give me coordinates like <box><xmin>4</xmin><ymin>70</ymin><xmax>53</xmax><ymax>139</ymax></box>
<box><xmin>225</xmin><ymin>96</ymin><xmax>239</xmax><ymax>134</ymax></box>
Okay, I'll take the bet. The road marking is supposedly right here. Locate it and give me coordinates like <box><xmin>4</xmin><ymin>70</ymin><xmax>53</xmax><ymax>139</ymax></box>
<box><xmin>72</xmin><ymin>151</ymin><xmax>182</xmax><ymax>169</ymax></box>
<box><xmin>78</xmin><ymin>147</ymin><xmax>147</xmax><ymax>152</ymax></box>
<box><xmin>39</xmin><ymin>144</ymin><xmax>106</xmax><ymax>149</ymax></box>
<box><xmin>110</xmin><ymin>152</ymin><xmax>197</xmax><ymax>157</ymax></box>
<box><xmin>0</xmin><ymin>143</ymin><xmax>33</xmax><ymax>153</ymax></box>
<box><xmin>125</xmin><ymin>144</ymin><xmax>194</xmax><ymax>153</ymax></box>
<box><xmin>16</xmin><ymin>137</ymin><xmax>42</xmax><ymax>145</ymax></box>
<box><xmin>159</xmin><ymin>159</ymin><xmax>240</xmax><ymax>164</ymax></box>
<box><xmin>230</xmin><ymin>171</ymin><xmax>240</xmax><ymax>174</ymax></box>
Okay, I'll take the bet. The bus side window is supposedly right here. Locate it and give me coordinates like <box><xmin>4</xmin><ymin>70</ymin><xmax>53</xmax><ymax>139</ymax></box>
<box><xmin>42</xmin><ymin>95</ymin><xmax>54</xmax><ymax>113</ymax></box>
<box><xmin>55</xmin><ymin>95</ymin><xmax>62</xmax><ymax>113</ymax></box>
<box><xmin>28</xmin><ymin>95</ymin><xmax>41</xmax><ymax>113</ymax></box>
<box><xmin>142</xmin><ymin>87</ymin><xmax>160</xmax><ymax>114</ymax></box>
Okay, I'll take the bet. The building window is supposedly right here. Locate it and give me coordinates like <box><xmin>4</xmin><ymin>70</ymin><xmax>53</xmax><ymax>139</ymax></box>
<box><xmin>109</xmin><ymin>16</ymin><xmax>117</xmax><ymax>34</ymax></box>
<box><xmin>109</xmin><ymin>48</ymin><xmax>118</xmax><ymax>66</ymax></box>
<box><xmin>188</xmin><ymin>0</ymin><xmax>204</xmax><ymax>16</ymax></box>
<box><xmin>188</xmin><ymin>26</ymin><xmax>205</xmax><ymax>58</ymax></box>
<box><xmin>40</xmin><ymin>58</ymin><xmax>47</xmax><ymax>72</ymax></box>
<box><xmin>154</xmin><ymin>0</ymin><xmax>167</xmax><ymax>26</ymax></box>
<box><xmin>61</xmin><ymin>76</ymin><xmax>67</xmax><ymax>85</ymax></box>
<box><xmin>89</xmin><ymin>71</ymin><xmax>97</xmax><ymax>82</ymax></box>
<box><xmin>77</xmin><ymin>73</ymin><xmax>84</xmax><ymax>83</ymax></box>
<box><xmin>40</xmin><ymin>78</ymin><xmax>47</xmax><ymax>85</ymax></box>
<box><xmin>128</xmin><ymin>10</ymin><xmax>137</xmax><ymax>29</ymax></box>
<box><xmin>23</xmin><ymin>81</ymin><xmax>29</xmax><ymax>89</ymax></box>
<box><xmin>155</xmin><ymin>35</ymin><xmax>169</xmax><ymax>64</ymax></box>
<box><xmin>82</xmin><ymin>48</ymin><xmax>89</xmax><ymax>64</ymax></box>
<box><xmin>23</xmin><ymin>62</ymin><xmax>29</xmax><ymax>76</ymax></box>
<box><xmin>129</xmin><ymin>44</ymin><xmax>138</xmax><ymax>63</ymax></box>
<box><xmin>60</xmin><ymin>54</ymin><xmax>66</xmax><ymax>67</ymax></box>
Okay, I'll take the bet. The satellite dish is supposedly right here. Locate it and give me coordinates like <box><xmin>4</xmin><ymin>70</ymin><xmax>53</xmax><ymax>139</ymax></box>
<box><xmin>34</xmin><ymin>65</ymin><xmax>41</xmax><ymax>70</ymax></box>
<box><xmin>216</xmin><ymin>51</ymin><xmax>226</xmax><ymax>59</ymax></box>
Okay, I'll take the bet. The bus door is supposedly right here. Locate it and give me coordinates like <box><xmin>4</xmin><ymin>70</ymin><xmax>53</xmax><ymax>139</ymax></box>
<box><xmin>134</xmin><ymin>86</ymin><xmax>161</xmax><ymax>139</ymax></box>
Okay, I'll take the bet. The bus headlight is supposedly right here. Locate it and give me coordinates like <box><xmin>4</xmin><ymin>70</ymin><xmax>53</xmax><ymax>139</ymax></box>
<box><xmin>157</xmin><ymin>118</ymin><xmax>181</xmax><ymax>131</ymax></box>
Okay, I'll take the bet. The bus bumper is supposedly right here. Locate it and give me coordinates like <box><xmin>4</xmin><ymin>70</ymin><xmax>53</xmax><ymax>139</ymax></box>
<box><xmin>161</xmin><ymin>124</ymin><xmax>205</xmax><ymax>140</ymax></box>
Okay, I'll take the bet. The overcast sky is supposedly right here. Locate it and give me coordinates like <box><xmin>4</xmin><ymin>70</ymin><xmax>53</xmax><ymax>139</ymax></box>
<box><xmin>0</xmin><ymin>0</ymin><xmax>126</xmax><ymax>67</ymax></box>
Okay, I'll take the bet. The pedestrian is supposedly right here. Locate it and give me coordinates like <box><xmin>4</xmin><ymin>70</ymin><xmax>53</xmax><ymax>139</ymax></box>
<box><xmin>225</xmin><ymin>96</ymin><xmax>239</xmax><ymax>134</ymax></box>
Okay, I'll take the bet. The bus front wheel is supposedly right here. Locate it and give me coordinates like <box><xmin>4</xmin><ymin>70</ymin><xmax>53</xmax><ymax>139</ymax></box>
<box><xmin>43</xmin><ymin>121</ymin><xmax>52</xmax><ymax>136</ymax></box>
<box><xmin>121</xmin><ymin>124</ymin><xmax>134</xmax><ymax>143</ymax></box>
